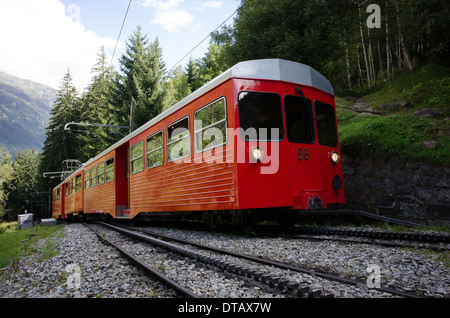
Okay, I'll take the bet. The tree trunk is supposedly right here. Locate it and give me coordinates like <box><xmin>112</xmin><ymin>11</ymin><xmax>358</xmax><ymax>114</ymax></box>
<box><xmin>344</xmin><ymin>32</ymin><xmax>352</xmax><ymax>91</ymax></box>
<box><xmin>378</xmin><ymin>40</ymin><xmax>384</xmax><ymax>81</ymax></box>
<box><xmin>356</xmin><ymin>45</ymin><xmax>364</xmax><ymax>85</ymax></box>
<box><xmin>394</xmin><ymin>0</ymin><xmax>414</xmax><ymax>71</ymax></box>
<box><xmin>367</xmin><ymin>27</ymin><xmax>376</xmax><ymax>85</ymax></box>
<box><xmin>385</xmin><ymin>0</ymin><xmax>392</xmax><ymax>81</ymax></box>
<box><xmin>358</xmin><ymin>0</ymin><xmax>371</xmax><ymax>89</ymax></box>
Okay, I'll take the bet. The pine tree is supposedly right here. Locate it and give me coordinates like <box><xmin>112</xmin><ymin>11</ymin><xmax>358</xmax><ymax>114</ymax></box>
<box><xmin>185</xmin><ymin>57</ymin><xmax>203</xmax><ymax>92</ymax></box>
<box><xmin>78</xmin><ymin>46</ymin><xmax>117</xmax><ymax>162</ymax></box>
<box><xmin>162</xmin><ymin>65</ymin><xmax>191</xmax><ymax>111</ymax></box>
<box><xmin>4</xmin><ymin>149</ymin><xmax>40</xmax><ymax>220</ymax></box>
<box><xmin>114</xmin><ymin>26</ymin><xmax>165</xmax><ymax>131</ymax></box>
<box><xmin>40</xmin><ymin>69</ymin><xmax>80</xmax><ymax>188</ymax></box>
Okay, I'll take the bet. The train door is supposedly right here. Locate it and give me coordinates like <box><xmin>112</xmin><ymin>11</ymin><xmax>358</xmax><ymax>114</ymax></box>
<box><xmin>115</xmin><ymin>143</ymin><xmax>130</xmax><ymax>218</ymax></box>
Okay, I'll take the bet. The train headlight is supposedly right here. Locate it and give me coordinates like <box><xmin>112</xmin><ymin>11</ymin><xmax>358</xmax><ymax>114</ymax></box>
<box><xmin>331</xmin><ymin>151</ymin><xmax>340</xmax><ymax>164</ymax></box>
<box><xmin>252</xmin><ymin>147</ymin><xmax>264</xmax><ymax>162</ymax></box>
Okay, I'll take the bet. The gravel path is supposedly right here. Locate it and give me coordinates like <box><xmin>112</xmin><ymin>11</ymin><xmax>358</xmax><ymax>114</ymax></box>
<box><xmin>0</xmin><ymin>223</ymin><xmax>449</xmax><ymax>298</ymax></box>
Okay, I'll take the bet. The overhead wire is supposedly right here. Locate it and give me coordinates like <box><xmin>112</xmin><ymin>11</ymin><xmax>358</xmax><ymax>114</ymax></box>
<box><xmin>109</xmin><ymin>0</ymin><xmax>132</xmax><ymax>69</ymax></box>
<box><xmin>166</xmin><ymin>1</ymin><xmax>247</xmax><ymax>74</ymax></box>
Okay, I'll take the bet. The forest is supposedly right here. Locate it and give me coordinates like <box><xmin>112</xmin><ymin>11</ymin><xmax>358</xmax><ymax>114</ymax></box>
<box><xmin>0</xmin><ymin>0</ymin><xmax>449</xmax><ymax>221</ymax></box>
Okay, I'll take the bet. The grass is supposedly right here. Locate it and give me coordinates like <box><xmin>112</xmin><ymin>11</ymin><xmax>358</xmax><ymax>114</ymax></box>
<box><xmin>335</xmin><ymin>62</ymin><xmax>450</xmax><ymax>167</ymax></box>
<box><xmin>0</xmin><ymin>222</ymin><xmax>63</xmax><ymax>269</ymax></box>
<box><xmin>361</xmin><ymin>62</ymin><xmax>450</xmax><ymax>112</ymax></box>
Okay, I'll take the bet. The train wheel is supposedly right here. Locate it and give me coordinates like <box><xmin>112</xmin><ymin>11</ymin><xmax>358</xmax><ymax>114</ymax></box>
<box><xmin>231</xmin><ymin>211</ymin><xmax>258</xmax><ymax>234</ymax></box>
<box><xmin>202</xmin><ymin>211</ymin><xmax>219</xmax><ymax>231</ymax></box>
<box><xmin>277</xmin><ymin>211</ymin><xmax>299</xmax><ymax>229</ymax></box>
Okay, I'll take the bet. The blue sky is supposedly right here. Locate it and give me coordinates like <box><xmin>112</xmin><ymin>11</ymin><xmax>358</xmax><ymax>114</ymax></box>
<box><xmin>0</xmin><ymin>0</ymin><xmax>240</xmax><ymax>91</ymax></box>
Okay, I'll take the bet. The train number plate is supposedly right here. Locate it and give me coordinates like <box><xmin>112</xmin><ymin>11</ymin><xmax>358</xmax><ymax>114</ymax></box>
<box><xmin>298</xmin><ymin>148</ymin><xmax>309</xmax><ymax>160</ymax></box>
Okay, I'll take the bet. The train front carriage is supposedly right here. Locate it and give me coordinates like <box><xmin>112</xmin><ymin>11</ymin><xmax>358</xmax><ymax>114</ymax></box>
<box><xmin>232</xmin><ymin>60</ymin><xmax>345</xmax><ymax>213</ymax></box>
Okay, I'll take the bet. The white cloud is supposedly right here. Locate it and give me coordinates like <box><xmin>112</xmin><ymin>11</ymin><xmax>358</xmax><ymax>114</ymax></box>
<box><xmin>151</xmin><ymin>9</ymin><xmax>194</xmax><ymax>33</ymax></box>
<box><xmin>141</xmin><ymin>0</ymin><xmax>185</xmax><ymax>11</ymax></box>
<box><xmin>0</xmin><ymin>0</ymin><xmax>118</xmax><ymax>91</ymax></box>
<box><xmin>140</xmin><ymin>0</ymin><xmax>196</xmax><ymax>33</ymax></box>
<box><xmin>196</xmin><ymin>1</ymin><xmax>224</xmax><ymax>11</ymax></box>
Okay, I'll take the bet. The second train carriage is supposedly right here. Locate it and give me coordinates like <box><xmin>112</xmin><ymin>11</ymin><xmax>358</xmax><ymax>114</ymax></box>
<box><xmin>52</xmin><ymin>59</ymin><xmax>345</xmax><ymax>224</ymax></box>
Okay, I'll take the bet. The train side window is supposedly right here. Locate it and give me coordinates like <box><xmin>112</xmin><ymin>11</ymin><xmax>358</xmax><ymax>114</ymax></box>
<box><xmin>131</xmin><ymin>141</ymin><xmax>144</xmax><ymax>174</ymax></box>
<box><xmin>97</xmin><ymin>162</ymin><xmax>105</xmax><ymax>185</ymax></box>
<box><xmin>106</xmin><ymin>157</ymin><xmax>114</xmax><ymax>183</ymax></box>
<box><xmin>76</xmin><ymin>175</ymin><xmax>81</xmax><ymax>192</ymax></box>
<box><xmin>72</xmin><ymin>178</ymin><xmax>75</xmax><ymax>194</ymax></box>
<box><xmin>85</xmin><ymin>170</ymin><xmax>90</xmax><ymax>189</ymax></box>
<box><xmin>315</xmin><ymin>101</ymin><xmax>338</xmax><ymax>147</ymax></box>
<box><xmin>147</xmin><ymin>131</ymin><xmax>164</xmax><ymax>169</ymax></box>
<box><xmin>284</xmin><ymin>95</ymin><xmax>315</xmax><ymax>143</ymax></box>
<box><xmin>90</xmin><ymin>166</ymin><xmax>97</xmax><ymax>188</ymax></box>
<box><xmin>238</xmin><ymin>91</ymin><xmax>284</xmax><ymax>141</ymax></box>
<box><xmin>167</xmin><ymin>117</ymin><xmax>190</xmax><ymax>162</ymax></box>
<box><xmin>194</xmin><ymin>97</ymin><xmax>227</xmax><ymax>152</ymax></box>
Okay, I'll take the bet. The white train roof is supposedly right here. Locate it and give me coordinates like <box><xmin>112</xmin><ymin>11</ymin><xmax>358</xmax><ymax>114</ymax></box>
<box><xmin>56</xmin><ymin>59</ymin><xmax>333</xmax><ymax>187</ymax></box>
<box><xmin>231</xmin><ymin>59</ymin><xmax>334</xmax><ymax>95</ymax></box>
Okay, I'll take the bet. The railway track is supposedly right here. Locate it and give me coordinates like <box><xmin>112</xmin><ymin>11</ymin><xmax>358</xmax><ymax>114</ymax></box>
<box><xmin>85</xmin><ymin>223</ymin><xmax>199</xmax><ymax>298</ymax></box>
<box><xmin>259</xmin><ymin>225</ymin><xmax>450</xmax><ymax>251</ymax></box>
<box><xmin>293</xmin><ymin>225</ymin><xmax>450</xmax><ymax>244</ymax></box>
<box><xmin>88</xmin><ymin>222</ymin><xmax>301</xmax><ymax>298</ymax></box>
<box><xmin>91</xmin><ymin>221</ymin><xmax>431</xmax><ymax>298</ymax></box>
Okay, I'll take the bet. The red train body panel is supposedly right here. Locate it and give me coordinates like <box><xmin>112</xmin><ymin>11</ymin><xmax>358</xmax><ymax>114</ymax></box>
<box><xmin>52</xmin><ymin>59</ymin><xmax>345</xmax><ymax>221</ymax></box>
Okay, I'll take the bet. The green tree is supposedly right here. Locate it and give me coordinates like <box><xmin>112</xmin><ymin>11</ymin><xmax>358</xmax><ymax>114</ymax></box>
<box><xmin>185</xmin><ymin>57</ymin><xmax>203</xmax><ymax>92</ymax></box>
<box><xmin>40</xmin><ymin>69</ymin><xmax>80</xmax><ymax>189</ymax></box>
<box><xmin>198</xmin><ymin>43</ymin><xmax>229</xmax><ymax>84</ymax></box>
<box><xmin>114</xmin><ymin>26</ymin><xmax>166</xmax><ymax>131</ymax></box>
<box><xmin>78</xmin><ymin>46</ymin><xmax>117</xmax><ymax>162</ymax></box>
<box><xmin>0</xmin><ymin>148</ymin><xmax>13</xmax><ymax>220</ymax></box>
<box><xmin>3</xmin><ymin>149</ymin><xmax>40</xmax><ymax>221</ymax></box>
<box><xmin>162</xmin><ymin>65</ymin><xmax>191</xmax><ymax>111</ymax></box>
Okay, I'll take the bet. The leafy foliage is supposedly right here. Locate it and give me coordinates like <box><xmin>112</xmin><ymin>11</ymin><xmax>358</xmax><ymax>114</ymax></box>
<box><xmin>39</xmin><ymin>70</ymin><xmax>80</xmax><ymax>189</ymax></box>
<box><xmin>114</xmin><ymin>26</ymin><xmax>165</xmax><ymax>130</ymax></box>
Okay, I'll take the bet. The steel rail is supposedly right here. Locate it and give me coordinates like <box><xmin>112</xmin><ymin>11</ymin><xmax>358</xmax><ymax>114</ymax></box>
<box><xmin>98</xmin><ymin>222</ymin><xmax>320</xmax><ymax>297</ymax></box>
<box><xmin>287</xmin><ymin>234</ymin><xmax>450</xmax><ymax>251</ymax></box>
<box><xmin>113</xmin><ymin>223</ymin><xmax>426</xmax><ymax>298</ymax></box>
<box><xmin>84</xmin><ymin>223</ymin><xmax>199</xmax><ymax>298</ymax></box>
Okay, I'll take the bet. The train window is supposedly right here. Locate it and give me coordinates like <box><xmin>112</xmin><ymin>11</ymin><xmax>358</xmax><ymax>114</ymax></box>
<box><xmin>90</xmin><ymin>166</ymin><xmax>97</xmax><ymax>188</ymax></box>
<box><xmin>76</xmin><ymin>175</ymin><xmax>81</xmax><ymax>192</ymax></box>
<box><xmin>147</xmin><ymin>131</ymin><xmax>164</xmax><ymax>169</ymax></box>
<box><xmin>238</xmin><ymin>91</ymin><xmax>284</xmax><ymax>141</ymax></box>
<box><xmin>167</xmin><ymin>117</ymin><xmax>190</xmax><ymax>162</ymax></box>
<box><xmin>194</xmin><ymin>97</ymin><xmax>227</xmax><ymax>152</ymax></box>
<box><xmin>72</xmin><ymin>178</ymin><xmax>75</xmax><ymax>194</ymax></box>
<box><xmin>315</xmin><ymin>101</ymin><xmax>338</xmax><ymax>147</ymax></box>
<box><xmin>284</xmin><ymin>95</ymin><xmax>315</xmax><ymax>143</ymax></box>
<box><xmin>106</xmin><ymin>158</ymin><xmax>114</xmax><ymax>183</ymax></box>
<box><xmin>97</xmin><ymin>162</ymin><xmax>105</xmax><ymax>185</ymax></box>
<box><xmin>85</xmin><ymin>170</ymin><xmax>90</xmax><ymax>189</ymax></box>
<box><xmin>131</xmin><ymin>141</ymin><xmax>144</xmax><ymax>174</ymax></box>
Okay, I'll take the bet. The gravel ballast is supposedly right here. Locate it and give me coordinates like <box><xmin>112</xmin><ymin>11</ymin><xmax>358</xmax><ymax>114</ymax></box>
<box><xmin>0</xmin><ymin>223</ymin><xmax>448</xmax><ymax>298</ymax></box>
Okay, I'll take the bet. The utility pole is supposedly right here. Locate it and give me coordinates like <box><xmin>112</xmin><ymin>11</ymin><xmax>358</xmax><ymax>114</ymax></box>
<box><xmin>130</xmin><ymin>99</ymin><xmax>135</xmax><ymax>134</ymax></box>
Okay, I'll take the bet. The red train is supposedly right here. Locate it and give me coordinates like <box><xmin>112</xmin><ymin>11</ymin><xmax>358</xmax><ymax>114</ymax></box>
<box><xmin>52</xmin><ymin>59</ymin><xmax>345</xmax><ymax>228</ymax></box>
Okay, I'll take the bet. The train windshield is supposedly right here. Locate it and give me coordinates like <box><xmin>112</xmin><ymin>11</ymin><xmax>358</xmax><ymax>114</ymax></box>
<box><xmin>238</xmin><ymin>91</ymin><xmax>284</xmax><ymax>141</ymax></box>
<box><xmin>284</xmin><ymin>95</ymin><xmax>315</xmax><ymax>143</ymax></box>
<box><xmin>315</xmin><ymin>101</ymin><xmax>338</xmax><ymax>147</ymax></box>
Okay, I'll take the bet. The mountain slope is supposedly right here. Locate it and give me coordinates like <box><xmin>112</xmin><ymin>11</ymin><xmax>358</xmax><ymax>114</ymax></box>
<box><xmin>0</xmin><ymin>72</ymin><xmax>56</xmax><ymax>156</ymax></box>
